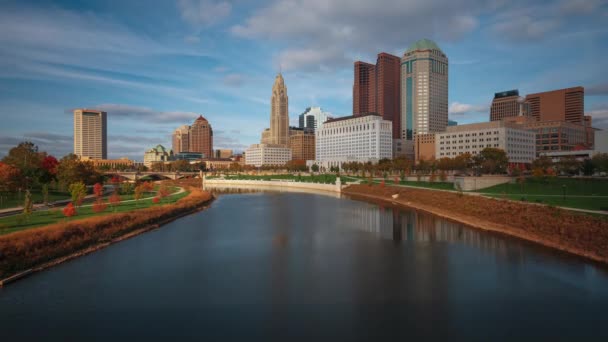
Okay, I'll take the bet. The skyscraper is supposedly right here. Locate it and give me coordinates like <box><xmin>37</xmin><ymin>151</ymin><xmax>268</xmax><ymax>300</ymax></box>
<box><xmin>352</xmin><ymin>53</ymin><xmax>401</xmax><ymax>139</ymax></box>
<box><xmin>172</xmin><ymin>125</ymin><xmax>190</xmax><ymax>154</ymax></box>
<box><xmin>490</xmin><ymin>90</ymin><xmax>522</xmax><ymax>121</ymax></box>
<box><xmin>189</xmin><ymin>115</ymin><xmax>213</xmax><ymax>158</ymax></box>
<box><xmin>269</xmin><ymin>73</ymin><xmax>289</xmax><ymax>146</ymax></box>
<box><xmin>73</xmin><ymin>109</ymin><xmax>107</xmax><ymax>160</ymax></box>
<box><xmin>525</xmin><ymin>87</ymin><xmax>584</xmax><ymax>124</ymax></box>
<box><xmin>400</xmin><ymin>39</ymin><xmax>448</xmax><ymax>140</ymax></box>
<box><xmin>298</xmin><ymin>106</ymin><xmax>333</xmax><ymax>131</ymax></box>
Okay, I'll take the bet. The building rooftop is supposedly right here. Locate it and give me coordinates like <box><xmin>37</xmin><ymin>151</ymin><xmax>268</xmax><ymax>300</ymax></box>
<box><xmin>325</xmin><ymin>113</ymin><xmax>381</xmax><ymax>123</ymax></box>
<box><xmin>494</xmin><ymin>89</ymin><xmax>519</xmax><ymax>99</ymax></box>
<box><xmin>405</xmin><ymin>39</ymin><xmax>443</xmax><ymax>53</ymax></box>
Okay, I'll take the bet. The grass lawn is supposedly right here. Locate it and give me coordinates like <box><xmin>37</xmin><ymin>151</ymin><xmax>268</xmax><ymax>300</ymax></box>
<box><xmin>0</xmin><ymin>190</ymin><xmax>70</xmax><ymax>209</ymax></box>
<box><xmin>477</xmin><ymin>178</ymin><xmax>608</xmax><ymax>211</ymax></box>
<box><xmin>0</xmin><ymin>190</ymin><xmax>189</xmax><ymax>235</ymax></box>
<box><xmin>381</xmin><ymin>179</ymin><xmax>454</xmax><ymax>190</ymax></box>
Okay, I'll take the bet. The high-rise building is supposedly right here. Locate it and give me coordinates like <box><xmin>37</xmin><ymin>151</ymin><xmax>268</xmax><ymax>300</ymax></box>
<box><xmin>269</xmin><ymin>73</ymin><xmax>289</xmax><ymax>146</ymax></box>
<box><xmin>298</xmin><ymin>107</ymin><xmax>333</xmax><ymax>131</ymax></box>
<box><xmin>400</xmin><ymin>39</ymin><xmax>448</xmax><ymax>140</ymax></box>
<box><xmin>315</xmin><ymin>113</ymin><xmax>393</xmax><ymax>170</ymax></box>
<box><xmin>189</xmin><ymin>115</ymin><xmax>213</xmax><ymax>158</ymax></box>
<box><xmin>73</xmin><ymin>109</ymin><xmax>107</xmax><ymax>160</ymax></box>
<box><xmin>353</xmin><ymin>62</ymin><xmax>376</xmax><ymax>115</ymax></box>
<box><xmin>214</xmin><ymin>149</ymin><xmax>233</xmax><ymax>159</ymax></box>
<box><xmin>490</xmin><ymin>90</ymin><xmax>528</xmax><ymax>121</ymax></box>
<box><xmin>525</xmin><ymin>87</ymin><xmax>584</xmax><ymax>124</ymax></box>
<box><xmin>289</xmin><ymin>128</ymin><xmax>315</xmax><ymax>161</ymax></box>
<box><xmin>172</xmin><ymin>125</ymin><xmax>190</xmax><ymax>154</ymax></box>
<box><xmin>353</xmin><ymin>53</ymin><xmax>401</xmax><ymax>139</ymax></box>
<box><xmin>448</xmin><ymin>120</ymin><xmax>458</xmax><ymax>126</ymax></box>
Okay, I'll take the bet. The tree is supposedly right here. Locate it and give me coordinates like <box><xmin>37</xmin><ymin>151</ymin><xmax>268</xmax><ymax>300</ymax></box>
<box><xmin>0</xmin><ymin>162</ymin><xmax>23</xmax><ymax>193</ymax></box>
<box><xmin>157</xmin><ymin>184</ymin><xmax>170</xmax><ymax>203</ymax></box>
<box><xmin>68</xmin><ymin>182</ymin><xmax>87</xmax><ymax>207</ymax></box>
<box><xmin>591</xmin><ymin>153</ymin><xmax>608</xmax><ymax>173</ymax></box>
<box><xmin>56</xmin><ymin>154</ymin><xmax>101</xmax><ymax>186</ymax></box>
<box><xmin>134</xmin><ymin>183</ymin><xmax>145</xmax><ymax>207</ymax></box>
<box><xmin>23</xmin><ymin>190</ymin><xmax>33</xmax><ymax>221</ymax></box>
<box><xmin>41</xmin><ymin>183</ymin><xmax>49</xmax><ymax>205</ymax></box>
<box><xmin>582</xmin><ymin>159</ymin><xmax>595</xmax><ymax>176</ymax></box>
<box><xmin>120</xmin><ymin>182</ymin><xmax>134</xmax><ymax>195</ymax></box>
<box><xmin>439</xmin><ymin>170</ymin><xmax>447</xmax><ymax>182</ymax></box>
<box><xmin>39</xmin><ymin>155</ymin><xmax>59</xmax><ymax>184</ymax></box>
<box><xmin>63</xmin><ymin>202</ymin><xmax>76</xmax><ymax>218</ymax></box>
<box><xmin>109</xmin><ymin>191</ymin><xmax>121</xmax><ymax>212</ymax></box>
<box><xmin>532</xmin><ymin>156</ymin><xmax>553</xmax><ymax>171</ymax></box>
<box><xmin>1</xmin><ymin>141</ymin><xmax>43</xmax><ymax>189</ymax></box>
<box><xmin>474</xmin><ymin>148</ymin><xmax>509</xmax><ymax>174</ymax></box>
<box><xmin>557</xmin><ymin>156</ymin><xmax>581</xmax><ymax>176</ymax></box>
<box><xmin>429</xmin><ymin>171</ymin><xmax>437</xmax><ymax>183</ymax></box>
<box><xmin>93</xmin><ymin>183</ymin><xmax>104</xmax><ymax>198</ymax></box>
<box><xmin>311</xmin><ymin>164</ymin><xmax>319</xmax><ymax>173</ymax></box>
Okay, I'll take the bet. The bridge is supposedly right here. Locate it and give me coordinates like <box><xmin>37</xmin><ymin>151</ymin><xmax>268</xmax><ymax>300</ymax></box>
<box><xmin>103</xmin><ymin>171</ymin><xmax>201</xmax><ymax>181</ymax></box>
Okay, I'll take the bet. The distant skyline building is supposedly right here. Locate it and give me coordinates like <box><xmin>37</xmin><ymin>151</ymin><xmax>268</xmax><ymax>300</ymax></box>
<box><xmin>448</xmin><ymin>119</ymin><xmax>458</xmax><ymax>126</ymax></box>
<box><xmin>525</xmin><ymin>86</ymin><xmax>584</xmax><ymax>124</ymax></box>
<box><xmin>143</xmin><ymin>144</ymin><xmax>172</xmax><ymax>167</ymax></box>
<box><xmin>214</xmin><ymin>149</ymin><xmax>233</xmax><ymax>159</ymax></box>
<box><xmin>245</xmin><ymin>144</ymin><xmax>292</xmax><ymax>167</ymax></box>
<box><xmin>353</xmin><ymin>53</ymin><xmax>401</xmax><ymax>139</ymax></box>
<box><xmin>401</xmin><ymin>39</ymin><xmax>448</xmax><ymax>140</ymax></box>
<box><xmin>269</xmin><ymin>73</ymin><xmax>289</xmax><ymax>146</ymax></box>
<box><xmin>316</xmin><ymin>113</ymin><xmax>392</xmax><ymax>170</ymax></box>
<box><xmin>73</xmin><ymin>109</ymin><xmax>107</xmax><ymax>160</ymax></box>
<box><xmin>189</xmin><ymin>115</ymin><xmax>213</xmax><ymax>158</ymax></box>
<box><xmin>436</xmin><ymin>121</ymin><xmax>535</xmax><ymax>164</ymax></box>
<box><xmin>490</xmin><ymin>89</ymin><xmax>528</xmax><ymax>121</ymax></box>
<box><xmin>298</xmin><ymin>107</ymin><xmax>333</xmax><ymax>131</ymax></box>
<box><xmin>172</xmin><ymin>125</ymin><xmax>190</xmax><ymax>154</ymax></box>
<box><xmin>289</xmin><ymin>127</ymin><xmax>315</xmax><ymax>161</ymax></box>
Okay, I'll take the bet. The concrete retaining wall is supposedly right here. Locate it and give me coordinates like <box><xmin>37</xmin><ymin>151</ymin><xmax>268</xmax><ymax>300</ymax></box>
<box><xmin>204</xmin><ymin>178</ymin><xmax>342</xmax><ymax>193</ymax></box>
<box><xmin>453</xmin><ymin>176</ymin><xmax>512</xmax><ymax>191</ymax></box>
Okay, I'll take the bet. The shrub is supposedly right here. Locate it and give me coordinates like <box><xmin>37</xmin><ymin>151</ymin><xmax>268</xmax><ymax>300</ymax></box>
<box><xmin>109</xmin><ymin>192</ymin><xmax>121</xmax><ymax>212</ymax></box>
<box><xmin>63</xmin><ymin>202</ymin><xmax>76</xmax><ymax>217</ymax></box>
<box><xmin>152</xmin><ymin>197</ymin><xmax>160</xmax><ymax>204</ymax></box>
<box><xmin>92</xmin><ymin>199</ymin><xmax>108</xmax><ymax>213</ymax></box>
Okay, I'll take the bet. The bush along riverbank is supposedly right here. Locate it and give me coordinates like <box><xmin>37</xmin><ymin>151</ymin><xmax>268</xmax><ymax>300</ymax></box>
<box><xmin>0</xmin><ymin>188</ymin><xmax>213</xmax><ymax>284</ymax></box>
<box><xmin>343</xmin><ymin>184</ymin><xmax>608</xmax><ymax>264</ymax></box>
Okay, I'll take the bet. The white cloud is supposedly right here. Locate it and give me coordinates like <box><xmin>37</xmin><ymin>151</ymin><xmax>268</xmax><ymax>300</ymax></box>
<box><xmin>231</xmin><ymin>0</ymin><xmax>485</xmax><ymax>71</ymax></box>
<box><xmin>449</xmin><ymin>102</ymin><xmax>490</xmax><ymax>115</ymax></box>
<box><xmin>587</xmin><ymin>83</ymin><xmax>608</xmax><ymax>96</ymax></box>
<box><xmin>178</xmin><ymin>0</ymin><xmax>232</xmax><ymax>27</ymax></box>
<box><xmin>222</xmin><ymin>73</ymin><xmax>246</xmax><ymax>87</ymax></box>
<box><xmin>89</xmin><ymin>104</ymin><xmax>201</xmax><ymax>124</ymax></box>
<box><xmin>587</xmin><ymin>104</ymin><xmax>608</xmax><ymax>129</ymax></box>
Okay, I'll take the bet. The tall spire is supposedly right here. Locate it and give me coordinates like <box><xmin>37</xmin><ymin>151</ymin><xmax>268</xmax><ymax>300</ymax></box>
<box><xmin>269</xmin><ymin>73</ymin><xmax>289</xmax><ymax>146</ymax></box>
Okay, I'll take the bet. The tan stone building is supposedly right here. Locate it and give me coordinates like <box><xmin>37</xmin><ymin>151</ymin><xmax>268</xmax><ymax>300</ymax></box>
<box><xmin>289</xmin><ymin>128</ymin><xmax>315</xmax><ymax>161</ymax></box>
<box><xmin>504</xmin><ymin>116</ymin><xmax>593</xmax><ymax>154</ymax></box>
<box><xmin>414</xmin><ymin>133</ymin><xmax>436</xmax><ymax>162</ymax></box>
<box><xmin>82</xmin><ymin>157</ymin><xmax>134</xmax><ymax>170</ymax></box>
<box><xmin>74</xmin><ymin>109</ymin><xmax>107</xmax><ymax>160</ymax></box>
<box><xmin>214</xmin><ymin>149</ymin><xmax>233</xmax><ymax>159</ymax></box>
<box><xmin>189</xmin><ymin>115</ymin><xmax>213</xmax><ymax>158</ymax></box>
<box><xmin>269</xmin><ymin>73</ymin><xmax>289</xmax><ymax>146</ymax></box>
<box><xmin>172</xmin><ymin>125</ymin><xmax>190</xmax><ymax>154</ymax></box>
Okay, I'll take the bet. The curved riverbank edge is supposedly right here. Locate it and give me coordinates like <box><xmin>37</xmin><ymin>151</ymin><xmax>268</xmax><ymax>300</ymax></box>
<box><xmin>343</xmin><ymin>185</ymin><xmax>608</xmax><ymax>265</ymax></box>
<box><xmin>0</xmin><ymin>190</ymin><xmax>215</xmax><ymax>287</ymax></box>
<box><xmin>204</xmin><ymin>178</ymin><xmax>342</xmax><ymax>193</ymax></box>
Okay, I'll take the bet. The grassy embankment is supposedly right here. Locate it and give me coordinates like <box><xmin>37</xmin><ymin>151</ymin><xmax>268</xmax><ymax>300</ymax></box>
<box><xmin>475</xmin><ymin>178</ymin><xmax>608</xmax><ymax>211</ymax></box>
<box><xmin>0</xmin><ymin>186</ymin><xmax>184</xmax><ymax>235</ymax></box>
<box><xmin>344</xmin><ymin>183</ymin><xmax>608</xmax><ymax>263</ymax></box>
<box><xmin>0</xmin><ymin>190</ymin><xmax>71</xmax><ymax>209</ymax></box>
<box><xmin>0</xmin><ymin>188</ymin><xmax>213</xmax><ymax>281</ymax></box>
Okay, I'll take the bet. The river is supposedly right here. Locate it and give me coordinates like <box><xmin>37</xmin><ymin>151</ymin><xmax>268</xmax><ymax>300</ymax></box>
<box><xmin>1</xmin><ymin>191</ymin><xmax>608</xmax><ymax>340</ymax></box>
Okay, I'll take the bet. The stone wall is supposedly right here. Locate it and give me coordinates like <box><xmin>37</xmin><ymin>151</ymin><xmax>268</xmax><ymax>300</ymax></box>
<box><xmin>453</xmin><ymin>176</ymin><xmax>512</xmax><ymax>191</ymax></box>
<box><xmin>204</xmin><ymin>178</ymin><xmax>342</xmax><ymax>193</ymax></box>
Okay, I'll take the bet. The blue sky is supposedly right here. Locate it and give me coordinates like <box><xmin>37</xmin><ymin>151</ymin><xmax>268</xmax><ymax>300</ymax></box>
<box><xmin>1</xmin><ymin>0</ymin><xmax>607</xmax><ymax>160</ymax></box>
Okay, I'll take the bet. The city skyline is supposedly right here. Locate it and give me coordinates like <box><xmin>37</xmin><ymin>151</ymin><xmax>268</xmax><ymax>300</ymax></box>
<box><xmin>1</xmin><ymin>0</ymin><xmax>607</xmax><ymax>161</ymax></box>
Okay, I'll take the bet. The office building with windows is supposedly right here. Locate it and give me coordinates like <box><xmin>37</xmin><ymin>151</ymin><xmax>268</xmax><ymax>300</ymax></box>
<box><xmin>73</xmin><ymin>109</ymin><xmax>107</xmax><ymax>160</ymax></box>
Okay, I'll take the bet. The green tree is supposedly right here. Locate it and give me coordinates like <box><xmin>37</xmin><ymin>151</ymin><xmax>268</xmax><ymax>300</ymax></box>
<box><xmin>311</xmin><ymin>164</ymin><xmax>319</xmax><ymax>173</ymax></box>
<box><xmin>1</xmin><ymin>141</ymin><xmax>43</xmax><ymax>189</ymax></box>
<box><xmin>532</xmin><ymin>156</ymin><xmax>553</xmax><ymax>171</ymax></box>
<box><xmin>23</xmin><ymin>189</ymin><xmax>33</xmax><ymax>221</ymax></box>
<box><xmin>474</xmin><ymin>148</ymin><xmax>509</xmax><ymax>174</ymax></box>
<box><xmin>120</xmin><ymin>182</ymin><xmax>134</xmax><ymax>195</ymax></box>
<box><xmin>556</xmin><ymin>156</ymin><xmax>581</xmax><ymax>176</ymax></box>
<box><xmin>591</xmin><ymin>153</ymin><xmax>608</xmax><ymax>173</ymax></box>
<box><xmin>56</xmin><ymin>154</ymin><xmax>101</xmax><ymax>186</ymax></box>
<box><xmin>68</xmin><ymin>182</ymin><xmax>87</xmax><ymax>207</ymax></box>
<box><xmin>41</xmin><ymin>183</ymin><xmax>49</xmax><ymax>205</ymax></box>
<box><xmin>582</xmin><ymin>159</ymin><xmax>595</xmax><ymax>176</ymax></box>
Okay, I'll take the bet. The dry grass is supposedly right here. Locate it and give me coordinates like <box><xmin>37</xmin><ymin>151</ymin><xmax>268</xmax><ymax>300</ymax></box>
<box><xmin>345</xmin><ymin>184</ymin><xmax>608</xmax><ymax>262</ymax></box>
<box><xmin>0</xmin><ymin>188</ymin><xmax>212</xmax><ymax>279</ymax></box>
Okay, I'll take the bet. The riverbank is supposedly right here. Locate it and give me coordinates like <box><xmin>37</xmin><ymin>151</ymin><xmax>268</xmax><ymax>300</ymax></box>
<box><xmin>0</xmin><ymin>188</ymin><xmax>214</xmax><ymax>286</ymax></box>
<box><xmin>343</xmin><ymin>184</ymin><xmax>608</xmax><ymax>264</ymax></box>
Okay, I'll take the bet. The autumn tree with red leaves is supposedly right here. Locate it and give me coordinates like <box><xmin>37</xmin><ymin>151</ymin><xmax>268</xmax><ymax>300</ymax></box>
<box><xmin>63</xmin><ymin>202</ymin><xmax>76</xmax><ymax>218</ymax></box>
